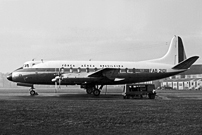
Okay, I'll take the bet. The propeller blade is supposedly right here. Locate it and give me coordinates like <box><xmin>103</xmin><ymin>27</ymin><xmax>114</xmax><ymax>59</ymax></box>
<box><xmin>54</xmin><ymin>82</ymin><xmax>58</xmax><ymax>93</ymax></box>
<box><xmin>59</xmin><ymin>78</ymin><xmax>61</xmax><ymax>89</ymax></box>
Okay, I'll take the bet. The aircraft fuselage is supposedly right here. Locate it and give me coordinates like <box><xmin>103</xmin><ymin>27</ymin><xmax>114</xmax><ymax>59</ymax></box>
<box><xmin>9</xmin><ymin>60</ymin><xmax>185</xmax><ymax>85</ymax></box>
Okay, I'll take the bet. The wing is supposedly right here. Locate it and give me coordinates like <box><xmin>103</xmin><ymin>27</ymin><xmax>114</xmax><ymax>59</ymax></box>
<box><xmin>53</xmin><ymin>68</ymin><xmax>124</xmax><ymax>82</ymax></box>
<box><xmin>88</xmin><ymin>68</ymin><xmax>123</xmax><ymax>81</ymax></box>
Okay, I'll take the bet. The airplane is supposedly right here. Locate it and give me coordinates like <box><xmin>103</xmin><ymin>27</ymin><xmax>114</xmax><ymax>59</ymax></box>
<box><xmin>7</xmin><ymin>35</ymin><xmax>199</xmax><ymax>96</ymax></box>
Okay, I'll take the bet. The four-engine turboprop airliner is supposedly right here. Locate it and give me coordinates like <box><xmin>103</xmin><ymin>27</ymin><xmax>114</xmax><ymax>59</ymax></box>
<box><xmin>7</xmin><ymin>36</ymin><xmax>199</xmax><ymax>96</ymax></box>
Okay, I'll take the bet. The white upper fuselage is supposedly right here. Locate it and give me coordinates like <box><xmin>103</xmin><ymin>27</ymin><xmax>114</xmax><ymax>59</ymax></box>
<box><xmin>22</xmin><ymin>60</ymin><xmax>179</xmax><ymax>73</ymax></box>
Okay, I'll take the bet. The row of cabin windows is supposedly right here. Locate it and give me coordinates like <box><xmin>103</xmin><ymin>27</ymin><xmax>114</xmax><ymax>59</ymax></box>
<box><xmin>60</xmin><ymin>68</ymin><xmax>136</xmax><ymax>73</ymax></box>
<box><xmin>60</xmin><ymin>68</ymin><xmax>98</xmax><ymax>73</ymax></box>
<box><xmin>62</xmin><ymin>64</ymin><xmax>124</xmax><ymax>68</ymax></box>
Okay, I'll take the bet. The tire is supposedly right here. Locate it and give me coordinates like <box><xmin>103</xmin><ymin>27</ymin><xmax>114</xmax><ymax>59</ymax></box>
<box><xmin>86</xmin><ymin>88</ymin><xmax>93</xmax><ymax>94</ymax></box>
<box><xmin>30</xmin><ymin>90</ymin><xmax>36</xmax><ymax>96</ymax></box>
<box><xmin>93</xmin><ymin>89</ymin><xmax>100</xmax><ymax>96</ymax></box>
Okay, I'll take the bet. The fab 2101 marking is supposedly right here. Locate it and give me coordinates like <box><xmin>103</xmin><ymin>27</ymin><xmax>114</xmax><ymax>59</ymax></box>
<box><xmin>150</xmin><ymin>69</ymin><xmax>167</xmax><ymax>73</ymax></box>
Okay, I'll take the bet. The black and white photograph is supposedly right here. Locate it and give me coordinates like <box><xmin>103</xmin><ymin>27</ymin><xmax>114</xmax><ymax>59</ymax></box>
<box><xmin>0</xmin><ymin>0</ymin><xmax>202</xmax><ymax>134</ymax></box>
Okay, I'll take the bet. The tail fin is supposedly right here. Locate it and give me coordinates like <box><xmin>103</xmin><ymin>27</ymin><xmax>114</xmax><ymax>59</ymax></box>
<box><xmin>172</xmin><ymin>56</ymin><xmax>199</xmax><ymax>69</ymax></box>
<box><xmin>151</xmin><ymin>35</ymin><xmax>187</xmax><ymax>65</ymax></box>
<box><xmin>178</xmin><ymin>37</ymin><xmax>187</xmax><ymax>63</ymax></box>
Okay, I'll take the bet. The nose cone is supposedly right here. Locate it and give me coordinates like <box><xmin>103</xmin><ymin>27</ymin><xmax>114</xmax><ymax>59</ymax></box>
<box><xmin>7</xmin><ymin>73</ymin><xmax>12</xmax><ymax>81</ymax></box>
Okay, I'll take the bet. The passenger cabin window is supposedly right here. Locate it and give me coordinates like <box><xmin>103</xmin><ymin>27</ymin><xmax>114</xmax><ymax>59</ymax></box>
<box><xmin>94</xmin><ymin>68</ymin><xmax>98</xmax><ymax>71</ymax></box>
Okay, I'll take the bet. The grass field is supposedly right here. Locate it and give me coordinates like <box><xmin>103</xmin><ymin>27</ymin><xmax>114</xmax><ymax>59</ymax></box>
<box><xmin>0</xmin><ymin>89</ymin><xmax>202</xmax><ymax>135</ymax></box>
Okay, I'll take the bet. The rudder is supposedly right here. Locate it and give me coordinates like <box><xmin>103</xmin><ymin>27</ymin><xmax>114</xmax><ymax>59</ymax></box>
<box><xmin>178</xmin><ymin>36</ymin><xmax>187</xmax><ymax>63</ymax></box>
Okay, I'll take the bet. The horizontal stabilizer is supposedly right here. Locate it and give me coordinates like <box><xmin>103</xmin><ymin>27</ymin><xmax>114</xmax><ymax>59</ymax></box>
<box><xmin>172</xmin><ymin>56</ymin><xmax>199</xmax><ymax>70</ymax></box>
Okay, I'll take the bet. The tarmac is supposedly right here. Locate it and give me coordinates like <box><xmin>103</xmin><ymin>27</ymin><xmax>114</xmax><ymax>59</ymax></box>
<box><xmin>1</xmin><ymin>88</ymin><xmax>202</xmax><ymax>100</ymax></box>
<box><xmin>0</xmin><ymin>87</ymin><xmax>125</xmax><ymax>101</ymax></box>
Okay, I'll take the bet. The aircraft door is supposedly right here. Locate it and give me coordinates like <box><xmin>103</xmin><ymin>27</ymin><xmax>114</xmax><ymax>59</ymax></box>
<box><xmin>60</xmin><ymin>67</ymin><xmax>65</xmax><ymax>74</ymax></box>
<box><xmin>34</xmin><ymin>68</ymin><xmax>38</xmax><ymax>82</ymax></box>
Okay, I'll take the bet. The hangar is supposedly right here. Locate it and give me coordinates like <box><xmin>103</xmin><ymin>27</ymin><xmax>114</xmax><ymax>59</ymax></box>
<box><xmin>159</xmin><ymin>64</ymin><xmax>202</xmax><ymax>90</ymax></box>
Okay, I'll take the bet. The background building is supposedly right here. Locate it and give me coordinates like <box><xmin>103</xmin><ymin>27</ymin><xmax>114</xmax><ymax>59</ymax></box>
<box><xmin>159</xmin><ymin>65</ymin><xmax>202</xmax><ymax>90</ymax></box>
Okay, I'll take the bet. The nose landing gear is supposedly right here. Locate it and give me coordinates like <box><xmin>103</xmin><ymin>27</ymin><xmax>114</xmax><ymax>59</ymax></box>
<box><xmin>29</xmin><ymin>87</ymin><xmax>38</xmax><ymax>96</ymax></box>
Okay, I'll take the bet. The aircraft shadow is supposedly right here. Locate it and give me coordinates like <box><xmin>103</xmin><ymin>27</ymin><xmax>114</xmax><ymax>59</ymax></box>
<box><xmin>57</xmin><ymin>93</ymin><xmax>123</xmax><ymax>100</ymax></box>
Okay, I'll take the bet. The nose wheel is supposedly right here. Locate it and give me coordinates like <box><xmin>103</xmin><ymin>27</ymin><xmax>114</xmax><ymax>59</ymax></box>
<box><xmin>30</xmin><ymin>88</ymin><xmax>38</xmax><ymax>96</ymax></box>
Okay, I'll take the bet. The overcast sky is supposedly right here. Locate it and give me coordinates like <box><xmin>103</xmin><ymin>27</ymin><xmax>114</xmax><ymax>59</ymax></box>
<box><xmin>0</xmin><ymin>0</ymin><xmax>202</xmax><ymax>73</ymax></box>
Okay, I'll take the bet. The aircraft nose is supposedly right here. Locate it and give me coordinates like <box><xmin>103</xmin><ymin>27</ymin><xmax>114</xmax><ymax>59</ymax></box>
<box><xmin>7</xmin><ymin>73</ymin><xmax>12</xmax><ymax>81</ymax></box>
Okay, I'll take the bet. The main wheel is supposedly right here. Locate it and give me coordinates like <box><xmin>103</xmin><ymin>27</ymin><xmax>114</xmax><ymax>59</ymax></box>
<box><xmin>93</xmin><ymin>89</ymin><xmax>100</xmax><ymax>96</ymax></box>
<box><xmin>86</xmin><ymin>88</ymin><xmax>93</xmax><ymax>94</ymax></box>
<box><xmin>30</xmin><ymin>90</ymin><xmax>36</xmax><ymax>96</ymax></box>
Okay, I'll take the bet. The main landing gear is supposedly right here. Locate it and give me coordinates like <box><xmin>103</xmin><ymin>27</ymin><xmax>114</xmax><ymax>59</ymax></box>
<box><xmin>29</xmin><ymin>86</ymin><xmax>38</xmax><ymax>96</ymax></box>
<box><xmin>85</xmin><ymin>85</ymin><xmax>104</xmax><ymax>96</ymax></box>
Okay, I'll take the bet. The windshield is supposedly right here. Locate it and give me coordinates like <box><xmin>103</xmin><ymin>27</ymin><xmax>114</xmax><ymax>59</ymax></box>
<box><xmin>14</xmin><ymin>67</ymin><xmax>23</xmax><ymax>71</ymax></box>
<box><xmin>23</xmin><ymin>61</ymin><xmax>42</xmax><ymax>69</ymax></box>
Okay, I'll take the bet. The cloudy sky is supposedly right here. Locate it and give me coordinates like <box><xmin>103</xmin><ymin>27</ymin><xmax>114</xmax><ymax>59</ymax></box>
<box><xmin>0</xmin><ymin>0</ymin><xmax>202</xmax><ymax>73</ymax></box>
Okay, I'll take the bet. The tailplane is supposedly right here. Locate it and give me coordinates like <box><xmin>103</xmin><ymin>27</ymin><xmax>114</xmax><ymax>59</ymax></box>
<box><xmin>172</xmin><ymin>56</ymin><xmax>199</xmax><ymax>70</ymax></box>
<box><xmin>150</xmin><ymin>35</ymin><xmax>187</xmax><ymax>65</ymax></box>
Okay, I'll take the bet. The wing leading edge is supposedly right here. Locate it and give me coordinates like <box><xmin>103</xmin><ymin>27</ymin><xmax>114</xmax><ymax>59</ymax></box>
<box><xmin>88</xmin><ymin>68</ymin><xmax>121</xmax><ymax>80</ymax></box>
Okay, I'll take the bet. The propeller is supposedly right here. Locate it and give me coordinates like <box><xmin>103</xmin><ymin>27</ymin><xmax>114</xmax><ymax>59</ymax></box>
<box><xmin>52</xmin><ymin>76</ymin><xmax>62</xmax><ymax>93</ymax></box>
<box><xmin>52</xmin><ymin>67</ymin><xmax>64</xmax><ymax>93</ymax></box>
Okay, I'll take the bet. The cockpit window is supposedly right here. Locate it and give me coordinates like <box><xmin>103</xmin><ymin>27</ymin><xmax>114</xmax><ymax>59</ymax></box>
<box><xmin>24</xmin><ymin>64</ymin><xmax>29</xmax><ymax>68</ymax></box>
<box><xmin>22</xmin><ymin>61</ymin><xmax>41</xmax><ymax>69</ymax></box>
